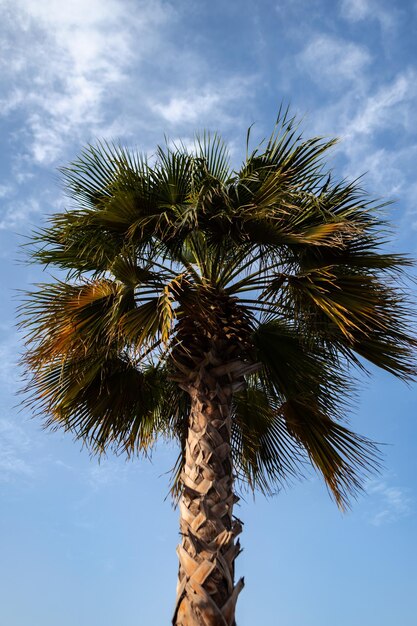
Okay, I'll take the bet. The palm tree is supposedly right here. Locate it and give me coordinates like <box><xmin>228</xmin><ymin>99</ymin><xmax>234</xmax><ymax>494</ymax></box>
<box><xmin>20</xmin><ymin>109</ymin><xmax>416</xmax><ymax>626</ymax></box>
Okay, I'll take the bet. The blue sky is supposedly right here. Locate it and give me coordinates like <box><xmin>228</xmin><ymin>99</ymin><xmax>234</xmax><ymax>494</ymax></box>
<box><xmin>1</xmin><ymin>0</ymin><xmax>417</xmax><ymax>624</ymax></box>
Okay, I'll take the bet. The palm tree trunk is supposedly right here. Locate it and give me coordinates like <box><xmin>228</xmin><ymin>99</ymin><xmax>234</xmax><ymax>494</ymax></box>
<box><xmin>172</xmin><ymin>361</ymin><xmax>244</xmax><ymax>626</ymax></box>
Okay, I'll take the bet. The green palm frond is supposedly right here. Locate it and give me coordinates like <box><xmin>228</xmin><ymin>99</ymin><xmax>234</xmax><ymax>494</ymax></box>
<box><xmin>232</xmin><ymin>385</ymin><xmax>303</xmax><ymax>494</ymax></box>
<box><xmin>154</xmin><ymin>145</ymin><xmax>193</xmax><ymax>210</ymax></box>
<box><xmin>28</xmin><ymin>211</ymin><xmax>125</xmax><ymax>276</ymax></box>
<box><xmin>283</xmin><ymin>265</ymin><xmax>416</xmax><ymax>379</ymax></box>
<box><xmin>20</xmin><ymin>108</ymin><xmax>417</xmax><ymax>510</ymax></box>
<box><xmin>250</xmin><ymin>320</ymin><xmax>380</xmax><ymax>507</ymax></box>
<box><xmin>194</xmin><ymin>131</ymin><xmax>232</xmax><ymax>183</ymax></box>
<box><xmin>281</xmin><ymin>399</ymin><xmax>380</xmax><ymax>509</ymax></box>
<box><xmin>252</xmin><ymin>319</ymin><xmax>351</xmax><ymax>419</ymax></box>
<box><xmin>26</xmin><ymin>354</ymin><xmax>172</xmax><ymax>454</ymax></box>
<box><xmin>239</xmin><ymin>108</ymin><xmax>337</xmax><ymax>192</ymax></box>
<box><xmin>61</xmin><ymin>140</ymin><xmax>147</xmax><ymax>210</ymax></box>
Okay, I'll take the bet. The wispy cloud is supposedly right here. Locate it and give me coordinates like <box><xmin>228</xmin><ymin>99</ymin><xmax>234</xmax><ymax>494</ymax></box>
<box><xmin>298</xmin><ymin>22</ymin><xmax>417</xmax><ymax>135</ymax></box>
<box><xmin>344</xmin><ymin>69</ymin><xmax>417</xmax><ymax>138</ymax></box>
<box><xmin>366</xmin><ymin>479</ymin><xmax>412</xmax><ymax>526</ymax></box>
<box><xmin>340</xmin><ymin>0</ymin><xmax>397</xmax><ymax>31</ymax></box>
<box><xmin>0</xmin><ymin>0</ymin><xmax>173</xmax><ymax>165</ymax></box>
<box><xmin>292</xmin><ymin>21</ymin><xmax>417</xmax><ymax>249</ymax></box>
<box><xmin>299</xmin><ymin>59</ymin><xmax>417</xmax><ymax>194</ymax></box>
<box><xmin>151</xmin><ymin>77</ymin><xmax>254</xmax><ymax>127</ymax></box>
<box><xmin>0</xmin><ymin>331</ymin><xmax>21</xmax><ymax>387</ymax></box>
<box><xmin>298</xmin><ymin>34</ymin><xmax>371</xmax><ymax>90</ymax></box>
<box><xmin>0</xmin><ymin>417</ymin><xmax>34</xmax><ymax>482</ymax></box>
<box><xmin>88</xmin><ymin>459</ymin><xmax>132</xmax><ymax>490</ymax></box>
<box><xmin>334</xmin><ymin>70</ymin><xmax>417</xmax><ymax>207</ymax></box>
<box><xmin>0</xmin><ymin>196</ymin><xmax>42</xmax><ymax>231</ymax></box>
<box><xmin>0</xmin><ymin>327</ymin><xmax>35</xmax><ymax>482</ymax></box>
<box><xmin>0</xmin><ymin>0</ymin><xmax>256</xmax><ymax>234</ymax></box>
<box><xmin>0</xmin><ymin>185</ymin><xmax>13</xmax><ymax>199</ymax></box>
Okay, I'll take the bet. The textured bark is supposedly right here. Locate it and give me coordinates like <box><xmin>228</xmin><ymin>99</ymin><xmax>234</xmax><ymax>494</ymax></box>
<box><xmin>172</xmin><ymin>361</ymin><xmax>244</xmax><ymax>626</ymax></box>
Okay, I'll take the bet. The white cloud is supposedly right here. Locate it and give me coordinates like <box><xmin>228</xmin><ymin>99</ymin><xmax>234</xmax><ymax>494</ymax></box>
<box><xmin>0</xmin><ymin>196</ymin><xmax>42</xmax><ymax>230</ymax></box>
<box><xmin>151</xmin><ymin>77</ymin><xmax>253</xmax><ymax>127</ymax></box>
<box><xmin>302</xmin><ymin>65</ymin><xmax>417</xmax><ymax>200</ymax></box>
<box><xmin>153</xmin><ymin>92</ymin><xmax>225</xmax><ymax>125</ymax></box>
<box><xmin>0</xmin><ymin>417</ymin><xmax>34</xmax><ymax>482</ymax></box>
<box><xmin>332</xmin><ymin>71</ymin><xmax>417</xmax><ymax>203</ymax></box>
<box><xmin>340</xmin><ymin>0</ymin><xmax>397</xmax><ymax>30</ymax></box>
<box><xmin>0</xmin><ymin>0</ymin><xmax>176</xmax><ymax>231</ymax></box>
<box><xmin>0</xmin><ymin>332</ymin><xmax>21</xmax><ymax>386</ymax></box>
<box><xmin>348</xmin><ymin>148</ymin><xmax>402</xmax><ymax>195</ymax></box>
<box><xmin>0</xmin><ymin>0</ymin><xmax>173</xmax><ymax>165</ymax></box>
<box><xmin>87</xmin><ymin>459</ymin><xmax>129</xmax><ymax>489</ymax></box>
<box><xmin>0</xmin><ymin>0</ymin><xmax>254</xmax><ymax>232</ymax></box>
<box><xmin>0</xmin><ymin>184</ymin><xmax>13</xmax><ymax>198</ymax></box>
<box><xmin>299</xmin><ymin>35</ymin><xmax>371</xmax><ymax>89</ymax></box>
<box><xmin>366</xmin><ymin>479</ymin><xmax>412</xmax><ymax>526</ymax></box>
<box><xmin>345</xmin><ymin>70</ymin><xmax>417</xmax><ymax>138</ymax></box>
<box><xmin>341</xmin><ymin>0</ymin><xmax>370</xmax><ymax>20</ymax></box>
<box><xmin>0</xmin><ymin>326</ymin><xmax>45</xmax><ymax>484</ymax></box>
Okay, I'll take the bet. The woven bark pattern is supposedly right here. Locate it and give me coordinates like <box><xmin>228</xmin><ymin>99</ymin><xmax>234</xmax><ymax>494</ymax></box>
<box><xmin>173</xmin><ymin>367</ymin><xmax>244</xmax><ymax>626</ymax></box>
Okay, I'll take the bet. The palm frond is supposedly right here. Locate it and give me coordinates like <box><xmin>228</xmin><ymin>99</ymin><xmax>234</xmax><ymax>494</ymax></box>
<box><xmin>60</xmin><ymin>140</ymin><xmax>148</xmax><ymax>210</ymax></box>
<box><xmin>252</xmin><ymin>319</ymin><xmax>352</xmax><ymax>418</ymax></box>
<box><xmin>19</xmin><ymin>108</ymin><xmax>417</xmax><ymax>512</ymax></box>
<box><xmin>282</xmin><ymin>399</ymin><xmax>380</xmax><ymax>509</ymax></box>
<box><xmin>28</xmin><ymin>210</ymin><xmax>126</xmax><ymax>277</ymax></box>
<box><xmin>251</xmin><ymin>320</ymin><xmax>380</xmax><ymax>507</ymax></box>
<box><xmin>232</xmin><ymin>385</ymin><xmax>303</xmax><ymax>494</ymax></box>
<box><xmin>283</xmin><ymin>266</ymin><xmax>416</xmax><ymax>379</ymax></box>
<box><xmin>20</xmin><ymin>279</ymin><xmax>132</xmax><ymax>366</ymax></box>
<box><xmin>194</xmin><ymin>131</ymin><xmax>231</xmax><ymax>182</ymax></box>
<box><xmin>25</xmin><ymin>354</ymin><xmax>174</xmax><ymax>455</ymax></box>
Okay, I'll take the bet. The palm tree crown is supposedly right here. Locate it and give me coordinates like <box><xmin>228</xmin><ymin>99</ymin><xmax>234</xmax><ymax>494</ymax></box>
<box><xmin>21</xmin><ymin>109</ymin><xmax>416</xmax><ymax>510</ymax></box>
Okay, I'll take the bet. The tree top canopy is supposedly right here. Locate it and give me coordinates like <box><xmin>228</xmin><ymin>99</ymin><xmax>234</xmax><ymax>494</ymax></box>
<box><xmin>20</xmin><ymin>109</ymin><xmax>417</xmax><ymax>509</ymax></box>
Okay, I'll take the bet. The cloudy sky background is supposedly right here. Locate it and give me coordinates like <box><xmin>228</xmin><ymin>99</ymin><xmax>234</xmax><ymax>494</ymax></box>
<box><xmin>1</xmin><ymin>0</ymin><xmax>416</xmax><ymax>624</ymax></box>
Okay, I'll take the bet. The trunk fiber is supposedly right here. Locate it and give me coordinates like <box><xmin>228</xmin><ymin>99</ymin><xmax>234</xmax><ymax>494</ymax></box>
<box><xmin>172</xmin><ymin>364</ymin><xmax>244</xmax><ymax>626</ymax></box>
